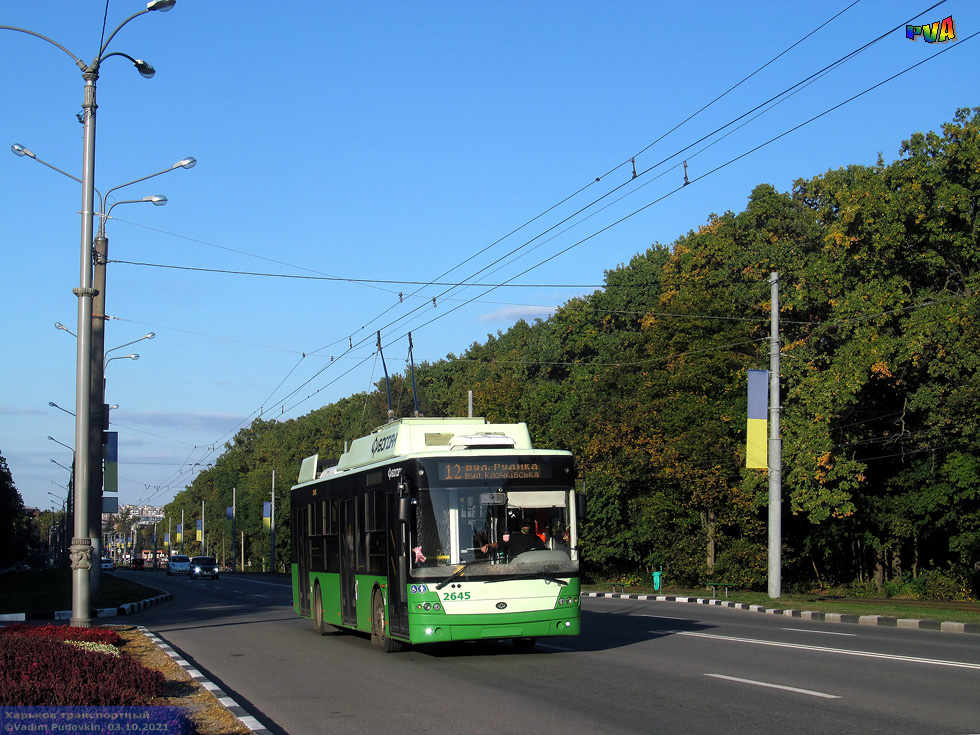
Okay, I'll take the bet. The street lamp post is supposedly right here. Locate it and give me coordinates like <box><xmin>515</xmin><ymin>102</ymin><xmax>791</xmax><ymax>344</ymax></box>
<box><xmin>16</xmin><ymin>146</ymin><xmax>191</xmax><ymax>600</ymax></box>
<box><xmin>2</xmin><ymin>0</ymin><xmax>177</xmax><ymax>627</ymax></box>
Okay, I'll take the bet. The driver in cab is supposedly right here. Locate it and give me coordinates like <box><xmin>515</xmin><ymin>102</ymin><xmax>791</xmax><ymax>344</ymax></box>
<box><xmin>505</xmin><ymin>519</ymin><xmax>545</xmax><ymax>556</ymax></box>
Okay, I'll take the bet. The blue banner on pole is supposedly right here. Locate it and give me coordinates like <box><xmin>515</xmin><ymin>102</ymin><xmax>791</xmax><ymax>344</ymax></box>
<box><xmin>226</xmin><ymin>506</ymin><xmax>234</xmax><ymax>519</ymax></box>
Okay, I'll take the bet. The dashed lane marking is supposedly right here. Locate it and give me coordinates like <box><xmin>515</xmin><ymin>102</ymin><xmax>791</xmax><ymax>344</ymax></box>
<box><xmin>676</xmin><ymin>631</ymin><xmax>980</xmax><ymax>670</ymax></box>
<box><xmin>781</xmin><ymin>627</ymin><xmax>856</xmax><ymax>637</ymax></box>
<box><xmin>705</xmin><ymin>674</ymin><xmax>841</xmax><ymax>699</ymax></box>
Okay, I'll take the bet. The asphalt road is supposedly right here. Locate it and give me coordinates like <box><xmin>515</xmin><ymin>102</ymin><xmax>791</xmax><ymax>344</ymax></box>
<box><xmin>121</xmin><ymin>569</ymin><xmax>980</xmax><ymax>735</ymax></box>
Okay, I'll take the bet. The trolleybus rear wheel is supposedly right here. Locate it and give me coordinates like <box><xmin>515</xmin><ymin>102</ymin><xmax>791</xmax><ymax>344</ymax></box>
<box><xmin>313</xmin><ymin>582</ymin><xmax>327</xmax><ymax>634</ymax></box>
<box><xmin>371</xmin><ymin>590</ymin><xmax>402</xmax><ymax>652</ymax></box>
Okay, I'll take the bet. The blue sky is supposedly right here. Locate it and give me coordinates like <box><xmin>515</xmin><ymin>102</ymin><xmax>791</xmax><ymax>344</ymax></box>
<box><xmin>2</xmin><ymin>0</ymin><xmax>976</xmax><ymax>513</ymax></box>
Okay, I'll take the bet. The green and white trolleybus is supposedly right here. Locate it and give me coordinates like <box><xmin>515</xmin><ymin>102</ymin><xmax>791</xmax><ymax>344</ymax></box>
<box><xmin>290</xmin><ymin>416</ymin><xmax>582</xmax><ymax>651</ymax></box>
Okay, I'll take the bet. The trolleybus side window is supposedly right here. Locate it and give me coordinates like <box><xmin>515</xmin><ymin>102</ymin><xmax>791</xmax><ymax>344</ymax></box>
<box><xmin>364</xmin><ymin>492</ymin><xmax>386</xmax><ymax>575</ymax></box>
<box><xmin>325</xmin><ymin>498</ymin><xmax>339</xmax><ymax>573</ymax></box>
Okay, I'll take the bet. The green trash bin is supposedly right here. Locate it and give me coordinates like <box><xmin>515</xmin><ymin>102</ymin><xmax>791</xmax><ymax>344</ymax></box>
<box><xmin>652</xmin><ymin>570</ymin><xmax>663</xmax><ymax>591</ymax></box>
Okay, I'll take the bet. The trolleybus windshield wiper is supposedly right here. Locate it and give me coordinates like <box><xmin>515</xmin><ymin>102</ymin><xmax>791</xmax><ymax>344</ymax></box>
<box><xmin>435</xmin><ymin>560</ymin><xmax>483</xmax><ymax>590</ymax></box>
<box><xmin>484</xmin><ymin>573</ymin><xmax>568</xmax><ymax>586</ymax></box>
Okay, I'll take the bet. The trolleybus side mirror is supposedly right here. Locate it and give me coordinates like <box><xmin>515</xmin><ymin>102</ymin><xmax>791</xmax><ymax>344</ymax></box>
<box><xmin>398</xmin><ymin>497</ymin><xmax>411</xmax><ymax>524</ymax></box>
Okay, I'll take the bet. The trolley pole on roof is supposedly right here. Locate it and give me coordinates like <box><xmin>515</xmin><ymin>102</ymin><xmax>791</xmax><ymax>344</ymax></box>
<box><xmin>377</xmin><ymin>331</ymin><xmax>393</xmax><ymax>419</ymax></box>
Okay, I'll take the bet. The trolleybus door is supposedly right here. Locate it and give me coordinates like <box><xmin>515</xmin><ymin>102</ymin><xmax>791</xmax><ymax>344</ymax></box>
<box><xmin>294</xmin><ymin>503</ymin><xmax>311</xmax><ymax>616</ymax></box>
<box><xmin>339</xmin><ymin>498</ymin><xmax>357</xmax><ymax>626</ymax></box>
<box><xmin>385</xmin><ymin>493</ymin><xmax>408</xmax><ymax>637</ymax></box>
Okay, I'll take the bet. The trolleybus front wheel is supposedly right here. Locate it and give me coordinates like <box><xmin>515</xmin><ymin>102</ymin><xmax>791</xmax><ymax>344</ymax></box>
<box><xmin>371</xmin><ymin>590</ymin><xmax>402</xmax><ymax>652</ymax></box>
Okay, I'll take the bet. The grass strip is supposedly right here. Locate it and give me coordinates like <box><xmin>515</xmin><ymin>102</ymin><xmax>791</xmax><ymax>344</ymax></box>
<box><xmin>0</xmin><ymin>569</ymin><xmax>163</xmax><ymax>614</ymax></box>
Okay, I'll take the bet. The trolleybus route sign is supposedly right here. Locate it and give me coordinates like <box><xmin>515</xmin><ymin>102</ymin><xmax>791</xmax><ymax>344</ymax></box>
<box><xmin>438</xmin><ymin>461</ymin><xmax>549</xmax><ymax>481</ymax></box>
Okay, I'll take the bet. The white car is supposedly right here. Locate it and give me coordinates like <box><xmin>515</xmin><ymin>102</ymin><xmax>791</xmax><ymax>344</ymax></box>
<box><xmin>167</xmin><ymin>554</ymin><xmax>191</xmax><ymax>575</ymax></box>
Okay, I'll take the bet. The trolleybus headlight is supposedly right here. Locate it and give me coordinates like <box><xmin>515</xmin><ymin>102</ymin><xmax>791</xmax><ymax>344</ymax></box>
<box><xmin>433</xmin><ymin>603</ymin><xmax>442</xmax><ymax>611</ymax></box>
<box><xmin>423</xmin><ymin>602</ymin><xmax>431</xmax><ymax>611</ymax></box>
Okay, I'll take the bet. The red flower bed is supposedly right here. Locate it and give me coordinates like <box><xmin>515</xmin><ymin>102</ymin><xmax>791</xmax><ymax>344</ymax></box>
<box><xmin>0</xmin><ymin>634</ymin><xmax>164</xmax><ymax>705</ymax></box>
<box><xmin>0</xmin><ymin>624</ymin><xmax>121</xmax><ymax>645</ymax></box>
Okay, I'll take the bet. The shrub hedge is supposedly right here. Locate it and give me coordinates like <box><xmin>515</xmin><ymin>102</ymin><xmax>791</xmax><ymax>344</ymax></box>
<box><xmin>0</xmin><ymin>628</ymin><xmax>164</xmax><ymax>706</ymax></box>
<box><xmin>0</xmin><ymin>624</ymin><xmax>121</xmax><ymax>645</ymax></box>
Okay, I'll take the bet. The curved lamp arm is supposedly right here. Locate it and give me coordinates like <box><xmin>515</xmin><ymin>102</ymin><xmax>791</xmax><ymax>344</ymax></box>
<box><xmin>97</xmin><ymin>1</ymin><xmax>175</xmax><ymax>63</ymax></box>
<box><xmin>0</xmin><ymin>25</ymin><xmax>84</xmax><ymax>68</ymax></box>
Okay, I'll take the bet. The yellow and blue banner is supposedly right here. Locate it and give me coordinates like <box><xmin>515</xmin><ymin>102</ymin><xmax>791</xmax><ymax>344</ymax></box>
<box><xmin>746</xmin><ymin>369</ymin><xmax>769</xmax><ymax>469</ymax></box>
<box><xmin>195</xmin><ymin>519</ymin><xmax>202</xmax><ymax>542</ymax></box>
<box><xmin>175</xmin><ymin>531</ymin><xmax>182</xmax><ymax>544</ymax></box>
<box><xmin>163</xmin><ymin>533</ymin><xmax>169</xmax><ymax>548</ymax></box>
<box><xmin>262</xmin><ymin>501</ymin><xmax>271</xmax><ymax>529</ymax></box>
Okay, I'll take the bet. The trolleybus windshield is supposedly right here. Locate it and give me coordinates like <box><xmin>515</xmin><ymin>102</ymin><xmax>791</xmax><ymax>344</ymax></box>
<box><xmin>410</xmin><ymin>485</ymin><xmax>577</xmax><ymax>580</ymax></box>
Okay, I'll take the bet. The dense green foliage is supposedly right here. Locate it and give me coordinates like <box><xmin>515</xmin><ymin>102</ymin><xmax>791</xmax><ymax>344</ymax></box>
<box><xmin>164</xmin><ymin>109</ymin><xmax>980</xmax><ymax>596</ymax></box>
<box><xmin>0</xmin><ymin>450</ymin><xmax>33</xmax><ymax>568</ymax></box>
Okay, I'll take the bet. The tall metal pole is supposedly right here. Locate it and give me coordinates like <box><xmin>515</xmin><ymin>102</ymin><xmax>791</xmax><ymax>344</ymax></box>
<box><xmin>201</xmin><ymin>499</ymin><xmax>205</xmax><ymax>555</ymax></box>
<box><xmin>88</xmin><ymin>230</ymin><xmax>108</xmax><ymax>597</ymax></box>
<box><xmin>70</xmin><ymin>67</ymin><xmax>99</xmax><ymax>628</ymax></box>
<box><xmin>768</xmin><ymin>272</ymin><xmax>782</xmax><ymax>599</ymax></box>
<box><xmin>232</xmin><ymin>487</ymin><xmax>236</xmax><ymax>571</ymax></box>
<box><xmin>269</xmin><ymin>471</ymin><xmax>276</xmax><ymax>574</ymax></box>
<box><xmin>180</xmin><ymin>507</ymin><xmax>184</xmax><ymax>554</ymax></box>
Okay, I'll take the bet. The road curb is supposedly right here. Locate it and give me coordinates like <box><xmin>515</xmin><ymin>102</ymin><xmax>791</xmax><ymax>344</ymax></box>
<box><xmin>139</xmin><ymin>626</ymin><xmax>274</xmax><ymax>735</ymax></box>
<box><xmin>580</xmin><ymin>592</ymin><xmax>979</xmax><ymax>634</ymax></box>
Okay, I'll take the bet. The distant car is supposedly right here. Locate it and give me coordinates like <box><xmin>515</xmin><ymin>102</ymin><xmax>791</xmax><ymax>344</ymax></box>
<box><xmin>189</xmin><ymin>556</ymin><xmax>219</xmax><ymax>580</ymax></box>
<box><xmin>131</xmin><ymin>558</ymin><xmax>144</xmax><ymax>570</ymax></box>
<box><xmin>167</xmin><ymin>554</ymin><xmax>191</xmax><ymax>576</ymax></box>
<box><xmin>100</xmin><ymin>558</ymin><xmax>115</xmax><ymax>571</ymax></box>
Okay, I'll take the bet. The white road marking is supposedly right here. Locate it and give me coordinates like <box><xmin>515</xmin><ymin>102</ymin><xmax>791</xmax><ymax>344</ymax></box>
<box><xmin>677</xmin><ymin>631</ymin><xmax>980</xmax><ymax>670</ymax></box>
<box><xmin>705</xmin><ymin>674</ymin><xmax>840</xmax><ymax>699</ymax></box>
<box><xmin>781</xmin><ymin>627</ymin><xmax>856</xmax><ymax>637</ymax></box>
<box><xmin>228</xmin><ymin>577</ymin><xmax>291</xmax><ymax>588</ymax></box>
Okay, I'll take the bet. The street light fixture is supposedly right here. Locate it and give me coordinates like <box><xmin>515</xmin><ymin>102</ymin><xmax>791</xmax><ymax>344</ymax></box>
<box><xmin>105</xmin><ymin>353</ymin><xmax>139</xmax><ymax>371</ymax></box>
<box><xmin>2</xmin><ymin>0</ymin><xmax>176</xmax><ymax>626</ymax></box>
<box><xmin>50</xmin><ymin>458</ymin><xmax>73</xmax><ymax>473</ymax></box>
<box><xmin>55</xmin><ymin>321</ymin><xmax>77</xmax><ymax>337</ymax></box>
<box><xmin>48</xmin><ymin>435</ymin><xmax>74</xmax><ymax>453</ymax></box>
<box><xmin>105</xmin><ymin>333</ymin><xmax>155</xmax><ymax>361</ymax></box>
<box><xmin>48</xmin><ymin>401</ymin><xmax>75</xmax><ymax>418</ymax></box>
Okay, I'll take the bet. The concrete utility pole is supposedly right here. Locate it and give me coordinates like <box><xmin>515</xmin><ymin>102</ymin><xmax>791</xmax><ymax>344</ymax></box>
<box><xmin>201</xmin><ymin>499</ymin><xmax>205</xmax><ymax>555</ymax></box>
<box><xmin>768</xmin><ymin>272</ymin><xmax>783</xmax><ymax>599</ymax></box>
<box><xmin>180</xmin><ymin>507</ymin><xmax>184</xmax><ymax>554</ymax></box>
